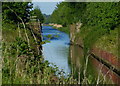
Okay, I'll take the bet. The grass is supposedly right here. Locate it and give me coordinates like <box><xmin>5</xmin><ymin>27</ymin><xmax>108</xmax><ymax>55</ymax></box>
<box><xmin>2</xmin><ymin>23</ymin><xmax>78</xmax><ymax>84</ymax></box>
<box><xmin>69</xmin><ymin>23</ymin><xmax>119</xmax><ymax>84</ymax></box>
<box><xmin>95</xmin><ymin>27</ymin><xmax>118</xmax><ymax>57</ymax></box>
<box><xmin>75</xmin><ymin>24</ymin><xmax>118</xmax><ymax>57</ymax></box>
<box><xmin>2</xmin><ymin>22</ymin><xmax>118</xmax><ymax>84</ymax></box>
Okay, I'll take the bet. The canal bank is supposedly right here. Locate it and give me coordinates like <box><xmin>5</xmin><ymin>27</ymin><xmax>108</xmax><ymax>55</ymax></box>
<box><xmin>41</xmin><ymin>24</ymin><xmax>120</xmax><ymax>84</ymax></box>
<box><xmin>69</xmin><ymin>23</ymin><xmax>120</xmax><ymax>84</ymax></box>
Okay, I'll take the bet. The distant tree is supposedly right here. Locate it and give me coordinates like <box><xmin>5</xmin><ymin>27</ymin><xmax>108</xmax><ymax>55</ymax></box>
<box><xmin>49</xmin><ymin>2</ymin><xmax>86</xmax><ymax>26</ymax></box>
<box><xmin>50</xmin><ymin>2</ymin><xmax>119</xmax><ymax>31</ymax></box>
<box><xmin>50</xmin><ymin>2</ymin><xmax>72</xmax><ymax>26</ymax></box>
<box><xmin>2</xmin><ymin>2</ymin><xmax>33</xmax><ymax>23</ymax></box>
<box><xmin>43</xmin><ymin>14</ymin><xmax>50</xmax><ymax>24</ymax></box>
<box><xmin>31</xmin><ymin>6</ymin><xmax>44</xmax><ymax>23</ymax></box>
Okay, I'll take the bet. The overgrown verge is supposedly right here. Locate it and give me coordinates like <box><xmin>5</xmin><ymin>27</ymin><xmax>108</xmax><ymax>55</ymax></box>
<box><xmin>2</xmin><ymin>2</ymin><xmax>78</xmax><ymax>84</ymax></box>
<box><xmin>50</xmin><ymin>2</ymin><xmax>119</xmax><ymax>84</ymax></box>
<box><xmin>2</xmin><ymin>23</ymin><xmax>78</xmax><ymax>84</ymax></box>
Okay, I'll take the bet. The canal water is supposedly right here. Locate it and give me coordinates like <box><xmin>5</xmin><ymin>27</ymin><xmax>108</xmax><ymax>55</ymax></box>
<box><xmin>42</xmin><ymin>26</ymin><xmax>71</xmax><ymax>75</ymax></box>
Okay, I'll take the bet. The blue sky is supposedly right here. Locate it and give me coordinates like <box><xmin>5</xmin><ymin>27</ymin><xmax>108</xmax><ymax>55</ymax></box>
<box><xmin>32</xmin><ymin>2</ymin><xmax>59</xmax><ymax>15</ymax></box>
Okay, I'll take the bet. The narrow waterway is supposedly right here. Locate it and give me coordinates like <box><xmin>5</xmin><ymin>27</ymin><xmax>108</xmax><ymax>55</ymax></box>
<box><xmin>42</xmin><ymin>26</ymin><xmax>71</xmax><ymax>75</ymax></box>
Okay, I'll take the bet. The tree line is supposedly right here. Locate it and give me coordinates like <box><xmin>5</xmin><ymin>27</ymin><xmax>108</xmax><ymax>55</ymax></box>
<box><xmin>49</xmin><ymin>2</ymin><xmax>120</xmax><ymax>57</ymax></box>
<box><xmin>50</xmin><ymin>2</ymin><xmax>119</xmax><ymax>30</ymax></box>
<box><xmin>2</xmin><ymin>2</ymin><xmax>44</xmax><ymax>24</ymax></box>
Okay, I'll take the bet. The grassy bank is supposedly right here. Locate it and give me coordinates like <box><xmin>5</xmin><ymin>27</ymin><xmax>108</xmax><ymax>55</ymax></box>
<box><xmin>2</xmin><ymin>23</ymin><xmax>77</xmax><ymax>84</ymax></box>
<box><xmin>69</xmin><ymin>22</ymin><xmax>119</xmax><ymax>84</ymax></box>
<box><xmin>76</xmin><ymin>25</ymin><xmax>119</xmax><ymax>57</ymax></box>
<box><xmin>3</xmin><ymin>22</ymin><xmax>118</xmax><ymax>84</ymax></box>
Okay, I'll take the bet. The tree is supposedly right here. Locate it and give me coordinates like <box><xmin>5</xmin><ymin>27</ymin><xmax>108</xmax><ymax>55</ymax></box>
<box><xmin>82</xmin><ymin>2</ymin><xmax>119</xmax><ymax>30</ymax></box>
<box><xmin>2</xmin><ymin>2</ymin><xmax>33</xmax><ymax>23</ymax></box>
<box><xmin>49</xmin><ymin>2</ymin><xmax>87</xmax><ymax>26</ymax></box>
<box><xmin>43</xmin><ymin>14</ymin><xmax>50</xmax><ymax>24</ymax></box>
<box><xmin>50</xmin><ymin>2</ymin><xmax>72</xmax><ymax>26</ymax></box>
<box><xmin>50</xmin><ymin>2</ymin><xmax>119</xmax><ymax>31</ymax></box>
<box><xmin>31</xmin><ymin>6</ymin><xmax>44</xmax><ymax>23</ymax></box>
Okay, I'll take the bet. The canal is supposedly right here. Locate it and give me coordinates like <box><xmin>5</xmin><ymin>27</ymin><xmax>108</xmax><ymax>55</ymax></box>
<box><xmin>42</xmin><ymin>26</ymin><xmax>71</xmax><ymax>76</ymax></box>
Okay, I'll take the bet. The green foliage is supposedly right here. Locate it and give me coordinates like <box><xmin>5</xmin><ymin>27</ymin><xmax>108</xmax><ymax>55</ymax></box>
<box><xmin>49</xmin><ymin>3</ymin><xmax>119</xmax><ymax>84</ymax></box>
<box><xmin>80</xmin><ymin>2</ymin><xmax>119</xmax><ymax>58</ymax></box>
<box><xmin>2</xmin><ymin>22</ymin><xmax>77</xmax><ymax>84</ymax></box>
<box><xmin>50</xmin><ymin>2</ymin><xmax>86</xmax><ymax>26</ymax></box>
<box><xmin>15</xmin><ymin>37</ymin><xmax>31</xmax><ymax>56</ymax></box>
<box><xmin>43</xmin><ymin>14</ymin><xmax>51</xmax><ymax>24</ymax></box>
<box><xmin>50</xmin><ymin>2</ymin><xmax>72</xmax><ymax>26</ymax></box>
<box><xmin>83</xmin><ymin>27</ymin><xmax>107</xmax><ymax>57</ymax></box>
<box><xmin>83</xmin><ymin>2</ymin><xmax>119</xmax><ymax>30</ymax></box>
<box><xmin>2</xmin><ymin>36</ymin><xmax>78</xmax><ymax>84</ymax></box>
<box><xmin>2</xmin><ymin>2</ymin><xmax>119</xmax><ymax>84</ymax></box>
<box><xmin>2</xmin><ymin>2</ymin><xmax>33</xmax><ymax>23</ymax></box>
<box><xmin>31</xmin><ymin>6</ymin><xmax>44</xmax><ymax>23</ymax></box>
<box><xmin>50</xmin><ymin>2</ymin><xmax>119</xmax><ymax>30</ymax></box>
<box><xmin>50</xmin><ymin>2</ymin><xmax>119</xmax><ymax>57</ymax></box>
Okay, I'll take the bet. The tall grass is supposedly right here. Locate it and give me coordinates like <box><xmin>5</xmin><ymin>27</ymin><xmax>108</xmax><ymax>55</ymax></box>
<box><xmin>69</xmin><ymin>24</ymin><xmax>118</xmax><ymax>84</ymax></box>
<box><xmin>2</xmin><ymin>23</ymin><xmax>78</xmax><ymax>84</ymax></box>
<box><xmin>2</xmin><ymin>22</ymin><xmax>118</xmax><ymax>84</ymax></box>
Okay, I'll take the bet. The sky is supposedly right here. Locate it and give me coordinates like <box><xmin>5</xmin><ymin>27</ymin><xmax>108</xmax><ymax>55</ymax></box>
<box><xmin>32</xmin><ymin>2</ymin><xmax>59</xmax><ymax>15</ymax></box>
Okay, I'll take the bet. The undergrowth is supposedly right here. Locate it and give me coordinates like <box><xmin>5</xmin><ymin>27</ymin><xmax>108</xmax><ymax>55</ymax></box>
<box><xmin>2</xmin><ymin>23</ymin><xmax>77</xmax><ymax>84</ymax></box>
